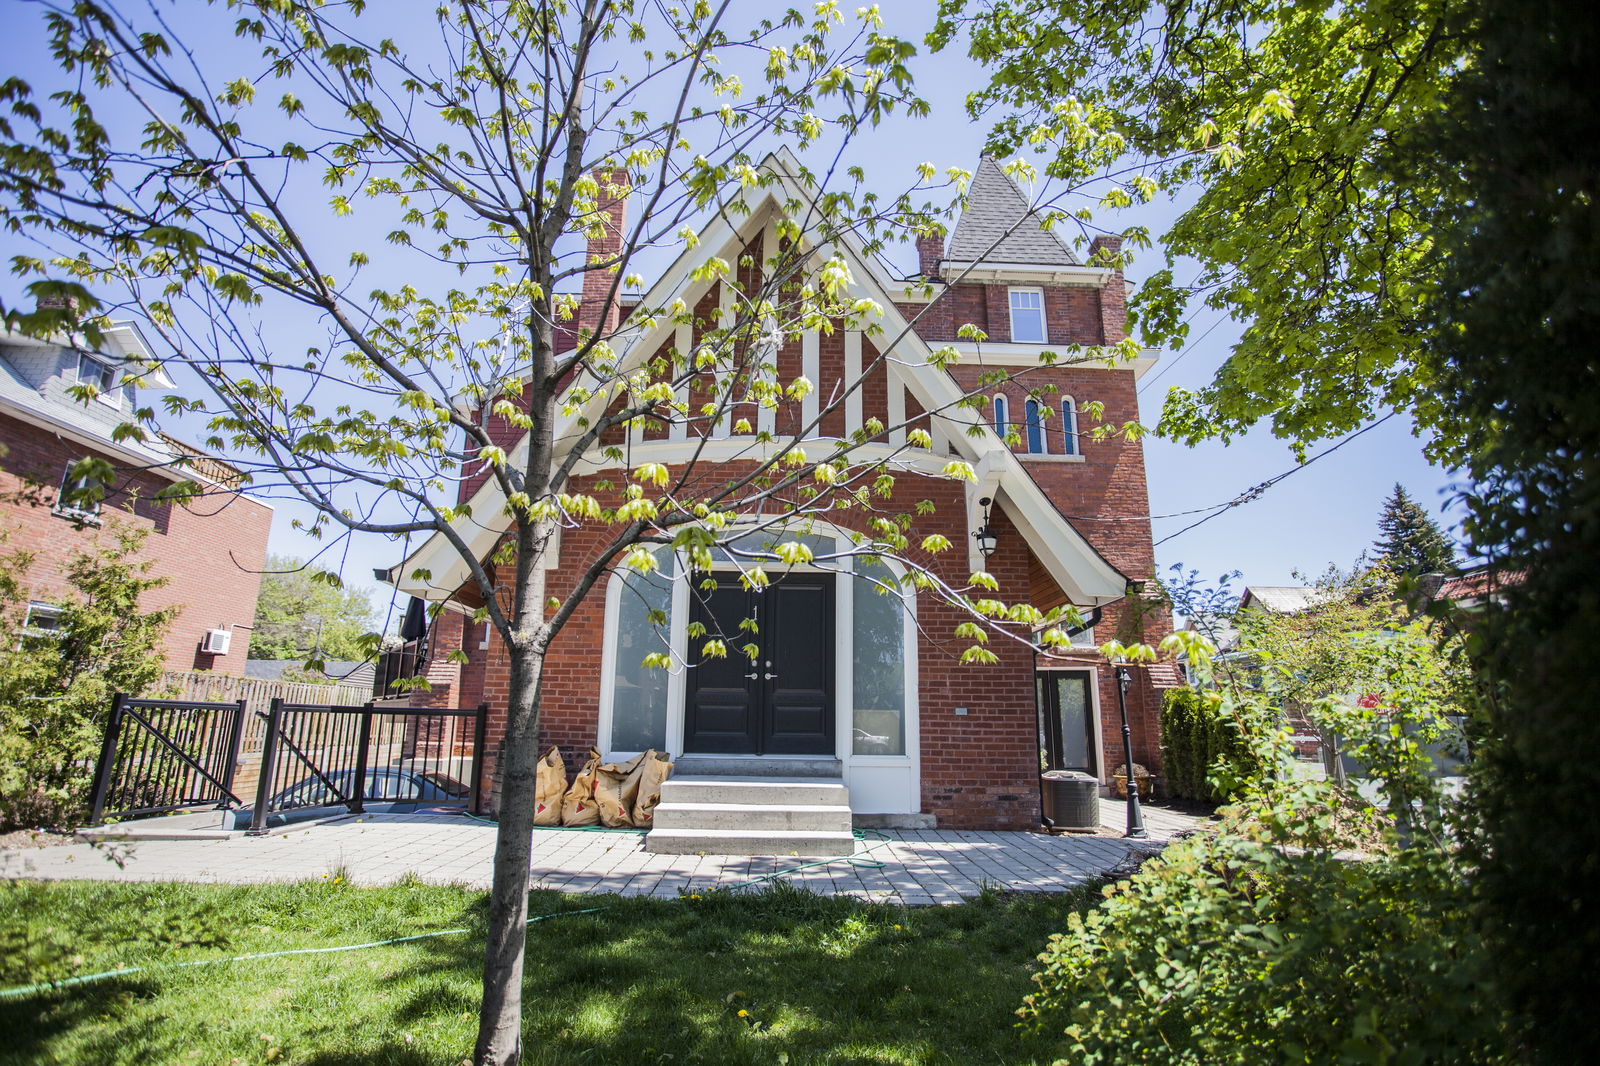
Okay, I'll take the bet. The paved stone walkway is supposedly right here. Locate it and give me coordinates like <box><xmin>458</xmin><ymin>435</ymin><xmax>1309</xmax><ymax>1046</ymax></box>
<box><xmin>0</xmin><ymin>805</ymin><xmax>1203</xmax><ymax>905</ymax></box>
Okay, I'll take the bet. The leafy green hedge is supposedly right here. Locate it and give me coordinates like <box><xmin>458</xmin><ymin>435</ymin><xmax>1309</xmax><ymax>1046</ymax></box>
<box><xmin>1159</xmin><ymin>687</ymin><xmax>1250</xmax><ymax>803</ymax></box>
<box><xmin>1018</xmin><ymin>824</ymin><xmax>1506</xmax><ymax>1064</ymax></box>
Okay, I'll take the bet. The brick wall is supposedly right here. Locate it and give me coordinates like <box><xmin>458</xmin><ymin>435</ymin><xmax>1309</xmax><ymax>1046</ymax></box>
<box><xmin>419</xmin><ymin>225</ymin><xmax>1172</xmax><ymax>828</ymax></box>
<box><xmin>0</xmin><ymin>410</ymin><xmax>272</xmax><ymax>674</ymax></box>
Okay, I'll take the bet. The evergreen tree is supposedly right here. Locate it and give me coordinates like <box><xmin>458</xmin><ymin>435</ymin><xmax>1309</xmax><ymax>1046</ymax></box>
<box><xmin>1373</xmin><ymin>484</ymin><xmax>1455</xmax><ymax>577</ymax></box>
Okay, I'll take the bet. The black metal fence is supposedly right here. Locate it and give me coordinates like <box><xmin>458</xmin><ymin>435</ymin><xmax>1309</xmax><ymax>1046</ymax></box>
<box><xmin>88</xmin><ymin>695</ymin><xmax>248</xmax><ymax>824</ymax></box>
<box><xmin>248</xmin><ymin>700</ymin><xmax>487</xmax><ymax>833</ymax></box>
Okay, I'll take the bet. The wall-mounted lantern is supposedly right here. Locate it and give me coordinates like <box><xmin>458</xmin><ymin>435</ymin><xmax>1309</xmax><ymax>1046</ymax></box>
<box><xmin>972</xmin><ymin>496</ymin><xmax>999</xmax><ymax>557</ymax></box>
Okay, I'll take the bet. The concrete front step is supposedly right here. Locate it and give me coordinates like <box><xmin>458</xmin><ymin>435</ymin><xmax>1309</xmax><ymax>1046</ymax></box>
<box><xmin>652</xmin><ymin>801</ymin><xmax>853</xmax><ymax>833</ymax></box>
<box><xmin>674</xmin><ymin>756</ymin><xmax>844</xmax><ymax>778</ymax></box>
<box><xmin>644</xmin><ymin>826</ymin><xmax>859</xmax><ymax>857</ymax></box>
<box><xmin>644</xmin><ymin>774</ymin><xmax>857</xmax><ymax>856</ymax></box>
<box><xmin>658</xmin><ymin>776</ymin><xmax>849</xmax><ymax>807</ymax></box>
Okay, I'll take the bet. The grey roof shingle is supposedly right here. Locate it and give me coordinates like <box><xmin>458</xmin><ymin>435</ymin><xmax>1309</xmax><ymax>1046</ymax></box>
<box><xmin>945</xmin><ymin>157</ymin><xmax>1081</xmax><ymax>267</ymax></box>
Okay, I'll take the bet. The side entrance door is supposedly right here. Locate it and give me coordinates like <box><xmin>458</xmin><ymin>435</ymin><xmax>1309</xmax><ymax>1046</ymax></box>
<box><xmin>684</xmin><ymin>573</ymin><xmax>835</xmax><ymax>755</ymax></box>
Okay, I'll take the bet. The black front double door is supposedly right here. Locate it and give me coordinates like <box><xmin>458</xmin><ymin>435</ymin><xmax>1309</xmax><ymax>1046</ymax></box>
<box><xmin>684</xmin><ymin>573</ymin><xmax>835</xmax><ymax>755</ymax></box>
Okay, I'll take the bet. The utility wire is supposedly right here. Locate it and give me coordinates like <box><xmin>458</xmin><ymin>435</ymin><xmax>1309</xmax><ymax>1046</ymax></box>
<box><xmin>1151</xmin><ymin>413</ymin><xmax>1399</xmax><ymax>547</ymax></box>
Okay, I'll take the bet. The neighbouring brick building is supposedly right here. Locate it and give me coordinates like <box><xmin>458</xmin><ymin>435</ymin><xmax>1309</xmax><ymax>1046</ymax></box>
<box><xmin>1</xmin><ymin>319</ymin><xmax>272</xmax><ymax>673</ymax></box>
<box><xmin>385</xmin><ymin>153</ymin><xmax>1177</xmax><ymax>832</ymax></box>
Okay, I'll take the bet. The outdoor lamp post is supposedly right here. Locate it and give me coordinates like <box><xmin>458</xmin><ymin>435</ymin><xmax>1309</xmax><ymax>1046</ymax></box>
<box><xmin>973</xmin><ymin>496</ymin><xmax>999</xmax><ymax>557</ymax></box>
<box><xmin>1114</xmin><ymin>661</ymin><xmax>1149</xmax><ymax>839</ymax></box>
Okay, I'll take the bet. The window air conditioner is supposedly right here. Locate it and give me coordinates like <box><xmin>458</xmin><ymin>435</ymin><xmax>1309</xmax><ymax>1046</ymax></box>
<box><xmin>201</xmin><ymin>629</ymin><xmax>232</xmax><ymax>655</ymax></box>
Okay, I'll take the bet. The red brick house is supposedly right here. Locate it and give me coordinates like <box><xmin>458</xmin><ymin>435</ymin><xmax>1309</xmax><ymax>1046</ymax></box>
<box><xmin>0</xmin><ymin>319</ymin><xmax>272</xmax><ymax>673</ymax></box>
<box><xmin>385</xmin><ymin>154</ymin><xmax>1175</xmax><ymax>833</ymax></box>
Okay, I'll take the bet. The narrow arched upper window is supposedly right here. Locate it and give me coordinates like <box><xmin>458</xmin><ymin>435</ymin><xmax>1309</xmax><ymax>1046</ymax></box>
<box><xmin>1025</xmin><ymin>398</ymin><xmax>1045</xmax><ymax>454</ymax></box>
<box><xmin>992</xmin><ymin>395</ymin><xmax>1009</xmax><ymax>443</ymax></box>
<box><xmin>1061</xmin><ymin>397</ymin><xmax>1080</xmax><ymax>456</ymax></box>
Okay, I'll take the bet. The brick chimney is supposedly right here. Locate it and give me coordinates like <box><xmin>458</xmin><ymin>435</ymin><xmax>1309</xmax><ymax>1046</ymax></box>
<box><xmin>915</xmin><ymin>231</ymin><xmax>944</xmax><ymax>280</ymax></box>
<box><xmin>1088</xmin><ymin>234</ymin><xmax>1126</xmax><ymax>345</ymax></box>
<box><xmin>577</xmin><ymin>169</ymin><xmax>630</xmax><ymax>339</ymax></box>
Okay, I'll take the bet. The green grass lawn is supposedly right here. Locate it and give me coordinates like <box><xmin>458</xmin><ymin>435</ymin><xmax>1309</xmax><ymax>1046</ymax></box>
<box><xmin>1</xmin><ymin>875</ymin><xmax>1095</xmax><ymax>1065</ymax></box>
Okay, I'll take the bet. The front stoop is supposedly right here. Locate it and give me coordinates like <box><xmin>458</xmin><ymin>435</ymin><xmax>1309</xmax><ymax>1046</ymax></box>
<box><xmin>645</xmin><ymin>776</ymin><xmax>857</xmax><ymax>857</ymax></box>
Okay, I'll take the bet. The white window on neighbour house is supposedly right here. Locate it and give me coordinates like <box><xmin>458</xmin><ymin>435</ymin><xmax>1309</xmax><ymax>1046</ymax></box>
<box><xmin>1008</xmin><ymin>288</ymin><xmax>1047</xmax><ymax>344</ymax></box>
<box><xmin>22</xmin><ymin>602</ymin><xmax>64</xmax><ymax>639</ymax></box>
<box><xmin>75</xmin><ymin>353</ymin><xmax>121</xmax><ymax>407</ymax></box>
<box><xmin>55</xmin><ymin>462</ymin><xmax>102</xmax><ymax>520</ymax></box>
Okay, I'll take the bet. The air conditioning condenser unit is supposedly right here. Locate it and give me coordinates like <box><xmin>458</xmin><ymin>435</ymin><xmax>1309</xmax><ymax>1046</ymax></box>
<box><xmin>201</xmin><ymin>629</ymin><xmax>232</xmax><ymax>655</ymax></box>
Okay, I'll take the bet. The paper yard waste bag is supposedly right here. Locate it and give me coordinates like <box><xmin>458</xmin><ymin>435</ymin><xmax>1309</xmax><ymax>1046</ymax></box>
<box><xmin>631</xmin><ymin>750</ymin><xmax>674</xmax><ymax>828</ymax></box>
<box><xmin>534</xmin><ymin>746</ymin><xmax>567</xmax><ymax>826</ymax></box>
<box><xmin>593</xmin><ymin>751</ymin><xmax>649</xmax><ymax>827</ymax></box>
<box><xmin>561</xmin><ymin>748</ymin><xmax>604</xmax><ymax>826</ymax></box>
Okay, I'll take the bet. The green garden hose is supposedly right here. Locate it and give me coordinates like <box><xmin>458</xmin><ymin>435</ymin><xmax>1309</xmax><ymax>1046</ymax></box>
<box><xmin>0</xmin><ymin>827</ymin><xmax>895</xmax><ymax>1001</ymax></box>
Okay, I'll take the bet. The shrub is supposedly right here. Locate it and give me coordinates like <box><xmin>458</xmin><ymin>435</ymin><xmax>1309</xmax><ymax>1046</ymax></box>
<box><xmin>1159</xmin><ymin>686</ymin><xmax>1251</xmax><ymax>803</ymax></box>
<box><xmin>0</xmin><ymin>526</ymin><xmax>176</xmax><ymax>829</ymax></box>
<box><xmin>1018</xmin><ymin>812</ymin><xmax>1506</xmax><ymax>1064</ymax></box>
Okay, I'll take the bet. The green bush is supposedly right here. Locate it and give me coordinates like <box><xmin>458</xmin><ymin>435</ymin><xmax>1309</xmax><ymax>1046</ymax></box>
<box><xmin>0</xmin><ymin>526</ymin><xmax>176</xmax><ymax>829</ymax></box>
<box><xmin>1018</xmin><ymin>813</ymin><xmax>1506</xmax><ymax>1064</ymax></box>
<box><xmin>1159</xmin><ymin>686</ymin><xmax>1251</xmax><ymax>803</ymax></box>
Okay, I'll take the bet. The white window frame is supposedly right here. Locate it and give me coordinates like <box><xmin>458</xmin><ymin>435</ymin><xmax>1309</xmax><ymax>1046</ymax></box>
<box><xmin>76</xmin><ymin>353</ymin><xmax>122</xmax><ymax>408</ymax></box>
<box><xmin>991</xmin><ymin>394</ymin><xmax>1009</xmax><ymax>443</ymax></box>
<box><xmin>1061</xmin><ymin>397</ymin><xmax>1080</xmax><ymax>456</ymax></box>
<box><xmin>1024</xmin><ymin>398</ymin><xmax>1047</xmax><ymax>454</ymax></box>
<box><xmin>22</xmin><ymin>602</ymin><xmax>64</xmax><ymax>640</ymax></box>
<box><xmin>1007</xmin><ymin>287</ymin><xmax>1047</xmax><ymax>344</ymax></box>
<box><xmin>54</xmin><ymin>462</ymin><xmax>102</xmax><ymax>521</ymax></box>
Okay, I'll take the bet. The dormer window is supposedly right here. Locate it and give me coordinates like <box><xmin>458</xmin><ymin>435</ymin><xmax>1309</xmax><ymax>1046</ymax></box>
<box><xmin>1008</xmin><ymin>288</ymin><xmax>1047</xmax><ymax>344</ymax></box>
<box><xmin>76</xmin><ymin>353</ymin><xmax>121</xmax><ymax>407</ymax></box>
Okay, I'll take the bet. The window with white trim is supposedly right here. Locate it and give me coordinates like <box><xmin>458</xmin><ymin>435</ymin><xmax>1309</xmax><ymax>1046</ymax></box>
<box><xmin>1008</xmin><ymin>288</ymin><xmax>1047</xmax><ymax>343</ymax></box>
<box><xmin>991</xmin><ymin>394</ymin><xmax>1009</xmax><ymax>443</ymax></box>
<box><xmin>1061</xmin><ymin>397</ymin><xmax>1080</xmax><ymax>456</ymax></box>
<box><xmin>22</xmin><ymin>602</ymin><xmax>64</xmax><ymax>639</ymax></box>
<box><xmin>55</xmin><ymin>462</ymin><xmax>102</xmax><ymax>520</ymax></box>
<box><xmin>76</xmin><ymin>353</ymin><xmax>121</xmax><ymax>408</ymax></box>
<box><xmin>1024</xmin><ymin>398</ymin><xmax>1046</xmax><ymax>454</ymax></box>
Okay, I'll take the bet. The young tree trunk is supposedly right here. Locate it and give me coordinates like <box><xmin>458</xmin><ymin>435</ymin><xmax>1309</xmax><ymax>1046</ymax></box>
<box><xmin>474</xmin><ymin>638</ymin><xmax>547</xmax><ymax>1066</ymax></box>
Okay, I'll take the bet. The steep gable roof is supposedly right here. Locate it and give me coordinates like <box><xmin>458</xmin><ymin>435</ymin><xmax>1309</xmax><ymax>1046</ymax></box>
<box><xmin>389</xmin><ymin>150</ymin><xmax>1127</xmax><ymax>607</ymax></box>
<box><xmin>945</xmin><ymin>157</ymin><xmax>1081</xmax><ymax>267</ymax></box>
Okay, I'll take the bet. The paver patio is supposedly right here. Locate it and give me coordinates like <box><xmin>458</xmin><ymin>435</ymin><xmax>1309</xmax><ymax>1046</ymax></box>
<box><xmin>0</xmin><ymin>801</ymin><xmax>1202</xmax><ymax>905</ymax></box>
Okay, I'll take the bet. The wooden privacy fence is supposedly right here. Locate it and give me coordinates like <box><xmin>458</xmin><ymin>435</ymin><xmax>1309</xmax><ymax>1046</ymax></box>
<box><xmin>159</xmin><ymin>669</ymin><xmax>372</xmax><ymax>754</ymax></box>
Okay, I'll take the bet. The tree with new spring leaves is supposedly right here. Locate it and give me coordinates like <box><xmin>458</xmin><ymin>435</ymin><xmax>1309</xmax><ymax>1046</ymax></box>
<box><xmin>934</xmin><ymin>0</ymin><xmax>1468</xmax><ymax>458</ymax></box>
<box><xmin>0</xmin><ymin>3</ymin><xmax>1167</xmax><ymax>1060</ymax></box>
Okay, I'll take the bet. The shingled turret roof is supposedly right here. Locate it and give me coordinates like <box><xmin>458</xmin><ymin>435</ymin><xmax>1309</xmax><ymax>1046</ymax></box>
<box><xmin>945</xmin><ymin>157</ymin><xmax>1081</xmax><ymax>267</ymax></box>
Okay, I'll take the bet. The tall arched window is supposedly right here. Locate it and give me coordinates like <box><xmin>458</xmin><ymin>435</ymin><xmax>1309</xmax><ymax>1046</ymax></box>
<box><xmin>1061</xmin><ymin>397</ymin><xmax>1080</xmax><ymax>456</ymax></box>
<box><xmin>992</xmin><ymin>394</ymin><xmax>1009</xmax><ymax>443</ymax></box>
<box><xmin>1024</xmin><ymin>398</ymin><xmax>1045</xmax><ymax>454</ymax></box>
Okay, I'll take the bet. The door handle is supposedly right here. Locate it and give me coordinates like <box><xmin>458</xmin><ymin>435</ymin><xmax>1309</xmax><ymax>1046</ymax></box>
<box><xmin>747</xmin><ymin>672</ymin><xmax>778</xmax><ymax>681</ymax></box>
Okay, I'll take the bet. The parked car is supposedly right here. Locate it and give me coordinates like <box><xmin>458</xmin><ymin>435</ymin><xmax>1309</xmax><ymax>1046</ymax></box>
<box><xmin>231</xmin><ymin>767</ymin><xmax>469</xmax><ymax>830</ymax></box>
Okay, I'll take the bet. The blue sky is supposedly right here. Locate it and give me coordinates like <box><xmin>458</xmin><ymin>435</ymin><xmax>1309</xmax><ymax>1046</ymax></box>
<box><xmin>0</xmin><ymin>3</ymin><xmax>1465</xmax><ymax>614</ymax></box>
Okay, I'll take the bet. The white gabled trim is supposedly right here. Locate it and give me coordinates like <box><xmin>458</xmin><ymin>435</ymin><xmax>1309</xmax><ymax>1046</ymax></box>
<box><xmin>886</xmin><ymin>364</ymin><xmax>906</xmax><ymax>447</ymax></box>
<box><xmin>801</xmin><ymin>329</ymin><xmax>820</xmax><ymax>431</ymax></box>
<box><xmin>938</xmin><ymin>261</ymin><xmax>1112</xmax><ymax>287</ymax></box>
<box><xmin>946</xmin><ymin>341</ymin><xmax>1161</xmax><ymax>379</ymax></box>
<box><xmin>844</xmin><ymin>330</ymin><xmax>863</xmax><ymax>433</ymax></box>
<box><xmin>391</xmin><ymin>149</ymin><xmax>1128</xmax><ymax>607</ymax></box>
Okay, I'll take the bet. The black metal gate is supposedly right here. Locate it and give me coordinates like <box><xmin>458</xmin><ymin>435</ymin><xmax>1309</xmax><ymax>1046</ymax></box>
<box><xmin>248</xmin><ymin>700</ymin><xmax>487</xmax><ymax>833</ymax></box>
<box><xmin>87</xmin><ymin>695</ymin><xmax>249</xmax><ymax>824</ymax></box>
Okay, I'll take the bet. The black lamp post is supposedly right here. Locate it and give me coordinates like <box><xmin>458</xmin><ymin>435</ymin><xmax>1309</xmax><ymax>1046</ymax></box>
<box><xmin>1114</xmin><ymin>661</ymin><xmax>1148</xmax><ymax>839</ymax></box>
